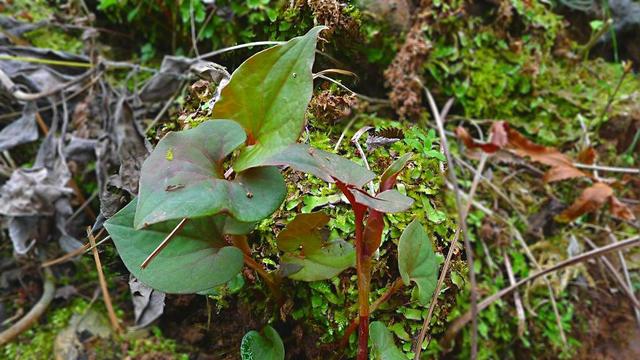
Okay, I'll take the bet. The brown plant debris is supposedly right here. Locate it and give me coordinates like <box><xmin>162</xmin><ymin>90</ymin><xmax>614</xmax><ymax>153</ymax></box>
<box><xmin>383</xmin><ymin>2</ymin><xmax>434</xmax><ymax>119</ymax></box>
<box><xmin>308</xmin><ymin>91</ymin><xmax>358</xmax><ymax>123</ymax></box>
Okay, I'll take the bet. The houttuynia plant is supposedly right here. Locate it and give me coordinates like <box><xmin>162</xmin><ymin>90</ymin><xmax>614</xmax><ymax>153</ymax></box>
<box><xmin>104</xmin><ymin>27</ymin><xmax>439</xmax><ymax>359</ymax></box>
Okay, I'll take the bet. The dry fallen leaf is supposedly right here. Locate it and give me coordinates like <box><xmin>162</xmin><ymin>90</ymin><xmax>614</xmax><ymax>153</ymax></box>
<box><xmin>558</xmin><ymin>182</ymin><xmax>635</xmax><ymax>222</ymax></box>
<box><xmin>576</xmin><ymin>147</ymin><xmax>597</xmax><ymax>165</ymax></box>
<box><xmin>609</xmin><ymin>196</ymin><xmax>636</xmax><ymax>221</ymax></box>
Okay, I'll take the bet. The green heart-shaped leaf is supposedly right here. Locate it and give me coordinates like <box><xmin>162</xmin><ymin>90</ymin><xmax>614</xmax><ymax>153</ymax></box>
<box><xmin>277</xmin><ymin>212</ymin><xmax>355</xmax><ymax>281</ymax></box>
<box><xmin>213</xmin><ymin>26</ymin><xmax>325</xmax><ymax>172</ymax></box>
<box><xmin>104</xmin><ymin>199</ymin><xmax>246</xmax><ymax>294</ymax></box>
<box><xmin>240</xmin><ymin>325</ymin><xmax>285</xmax><ymax>360</ymax></box>
<box><xmin>369</xmin><ymin>321</ymin><xmax>406</xmax><ymax>360</ymax></box>
<box><xmin>397</xmin><ymin>220</ymin><xmax>439</xmax><ymax>305</ymax></box>
<box><xmin>261</xmin><ymin>144</ymin><xmax>375</xmax><ymax>188</ymax></box>
<box><xmin>134</xmin><ymin>120</ymin><xmax>286</xmax><ymax>229</ymax></box>
<box><xmin>351</xmin><ymin>189</ymin><xmax>414</xmax><ymax>213</ymax></box>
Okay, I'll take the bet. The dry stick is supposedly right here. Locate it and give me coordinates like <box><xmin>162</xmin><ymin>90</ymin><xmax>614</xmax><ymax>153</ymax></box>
<box><xmin>511</xmin><ymin>229</ymin><xmax>567</xmax><ymax>346</ymax></box>
<box><xmin>316</xmin><ymin>74</ymin><xmax>392</xmax><ymax>105</ymax></box>
<box><xmin>41</xmin><ymin>234</ymin><xmax>111</xmax><ymax>268</ymax></box>
<box><xmin>573</xmin><ymin>162</ymin><xmax>640</xmax><ymax>175</ymax></box>
<box><xmin>351</xmin><ymin>126</ymin><xmax>374</xmax><ymax>194</ymax></box>
<box><xmin>88</xmin><ymin>229</ymin><xmax>122</xmax><ymax>333</ymax></box>
<box><xmin>189</xmin><ymin>0</ymin><xmax>199</xmax><ymax>57</ymax></box>
<box><xmin>0</xmin><ymin>267</ymin><xmax>55</xmax><ymax>346</ymax></box>
<box><xmin>580</xmin><ymin>236</ymin><xmax>640</xmax><ymax>310</ymax></box>
<box><xmin>333</xmin><ymin>116</ymin><xmax>358</xmax><ymax>152</ymax></box>
<box><xmin>140</xmin><ymin>218</ymin><xmax>189</xmax><ymax>269</ymax></box>
<box><xmin>598</xmin><ymin>61</ymin><xmax>633</xmax><ymax>124</ymax></box>
<box><xmin>145</xmin><ymin>85</ymin><xmax>184</xmax><ymax>133</ymax></box>
<box><xmin>34</xmin><ymin>110</ymin><xmax>96</xmax><ymax>221</ymax></box>
<box><xmin>503</xmin><ymin>249</ymin><xmax>527</xmax><ymax>336</ymax></box>
<box><xmin>604</xmin><ymin>229</ymin><xmax>640</xmax><ymax>324</ymax></box>
<box><xmin>419</xmin><ymin>89</ymin><xmax>479</xmax><ymax>360</ymax></box>
<box><xmin>416</xmin><ymin>104</ymin><xmax>480</xmax><ymax>358</ymax></box>
<box><xmin>441</xmin><ymin>235</ymin><xmax>640</xmax><ymax>348</ymax></box>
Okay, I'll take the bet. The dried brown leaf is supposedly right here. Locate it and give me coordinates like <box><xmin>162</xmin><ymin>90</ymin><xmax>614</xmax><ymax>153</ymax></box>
<box><xmin>609</xmin><ymin>196</ymin><xmax>636</xmax><ymax>221</ymax></box>
<box><xmin>558</xmin><ymin>183</ymin><xmax>614</xmax><ymax>222</ymax></box>
<box><xmin>576</xmin><ymin>147</ymin><xmax>597</xmax><ymax>165</ymax></box>
<box><xmin>543</xmin><ymin>165</ymin><xmax>588</xmax><ymax>183</ymax></box>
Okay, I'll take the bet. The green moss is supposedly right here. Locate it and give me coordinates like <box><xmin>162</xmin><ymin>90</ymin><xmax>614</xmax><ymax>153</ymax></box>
<box><xmin>3</xmin><ymin>299</ymin><xmax>90</xmax><ymax>359</ymax></box>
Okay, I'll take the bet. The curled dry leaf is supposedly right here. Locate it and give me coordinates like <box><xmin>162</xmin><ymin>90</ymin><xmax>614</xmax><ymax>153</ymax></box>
<box><xmin>558</xmin><ymin>182</ymin><xmax>635</xmax><ymax>222</ymax></box>
<box><xmin>576</xmin><ymin>147</ymin><xmax>597</xmax><ymax>164</ymax></box>
<box><xmin>456</xmin><ymin>121</ymin><xmax>588</xmax><ymax>183</ymax></box>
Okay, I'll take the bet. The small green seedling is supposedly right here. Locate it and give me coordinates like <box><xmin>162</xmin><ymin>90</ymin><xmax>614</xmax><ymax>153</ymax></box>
<box><xmin>105</xmin><ymin>27</ymin><xmax>439</xmax><ymax>359</ymax></box>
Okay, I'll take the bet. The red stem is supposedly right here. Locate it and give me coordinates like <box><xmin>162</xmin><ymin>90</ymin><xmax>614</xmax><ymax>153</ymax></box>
<box><xmin>336</xmin><ymin>182</ymin><xmax>371</xmax><ymax>360</ymax></box>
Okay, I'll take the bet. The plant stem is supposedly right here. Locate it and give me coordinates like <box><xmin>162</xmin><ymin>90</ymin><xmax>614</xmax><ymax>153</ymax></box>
<box><xmin>354</xmin><ymin>209</ymin><xmax>370</xmax><ymax>360</ymax></box>
<box><xmin>336</xmin><ymin>182</ymin><xmax>371</xmax><ymax>359</ymax></box>
<box><xmin>230</xmin><ymin>235</ymin><xmax>282</xmax><ymax>301</ymax></box>
<box><xmin>340</xmin><ymin>277</ymin><xmax>405</xmax><ymax>348</ymax></box>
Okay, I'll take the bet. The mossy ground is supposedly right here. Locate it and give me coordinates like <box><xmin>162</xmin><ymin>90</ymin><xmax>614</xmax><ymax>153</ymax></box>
<box><xmin>2</xmin><ymin>0</ymin><xmax>639</xmax><ymax>359</ymax></box>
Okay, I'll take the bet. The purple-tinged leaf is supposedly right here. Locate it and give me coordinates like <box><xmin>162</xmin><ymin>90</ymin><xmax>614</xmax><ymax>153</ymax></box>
<box><xmin>350</xmin><ymin>189</ymin><xmax>414</xmax><ymax>213</ymax></box>
<box><xmin>134</xmin><ymin>120</ymin><xmax>286</xmax><ymax>229</ymax></box>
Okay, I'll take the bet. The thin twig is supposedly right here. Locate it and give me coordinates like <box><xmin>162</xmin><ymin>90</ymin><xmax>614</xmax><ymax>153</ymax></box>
<box><xmin>418</xmin><ymin>88</ymin><xmax>478</xmax><ymax>360</ymax></box>
<box><xmin>604</xmin><ymin>228</ymin><xmax>640</xmax><ymax>325</ymax></box>
<box><xmin>140</xmin><ymin>218</ymin><xmax>189</xmax><ymax>269</ymax></box>
<box><xmin>503</xmin><ymin>249</ymin><xmax>527</xmax><ymax>336</ymax></box>
<box><xmin>333</xmin><ymin>116</ymin><xmax>358</xmax><ymax>152</ymax></box>
<box><xmin>197</xmin><ymin>41</ymin><xmax>283</xmax><ymax>60</ymax></box>
<box><xmin>316</xmin><ymin>74</ymin><xmax>391</xmax><ymax>105</ymax></box>
<box><xmin>145</xmin><ymin>83</ymin><xmax>184</xmax><ymax>133</ymax></box>
<box><xmin>41</xmin><ymin>233</ymin><xmax>111</xmax><ymax>268</ymax></box>
<box><xmin>88</xmin><ymin>229</ymin><xmax>121</xmax><ymax>333</ymax></box>
<box><xmin>573</xmin><ymin>162</ymin><xmax>640</xmax><ymax>174</ymax></box>
<box><xmin>440</xmin><ymin>235</ymin><xmax>640</xmax><ymax>348</ymax></box>
<box><xmin>0</xmin><ymin>267</ymin><xmax>55</xmax><ymax>346</ymax></box>
<box><xmin>580</xmin><ymin>236</ymin><xmax>640</xmax><ymax>310</ymax></box>
<box><xmin>512</xmin><ymin>229</ymin><xmax>567</xmax><ymax>346</ymax></box>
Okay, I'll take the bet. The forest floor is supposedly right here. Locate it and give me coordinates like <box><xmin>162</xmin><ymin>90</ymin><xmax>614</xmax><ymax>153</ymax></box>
<box><xmin>1</xmin><ymin>0</ymin><xmax>640</xmax><ymax>359</ymax></box>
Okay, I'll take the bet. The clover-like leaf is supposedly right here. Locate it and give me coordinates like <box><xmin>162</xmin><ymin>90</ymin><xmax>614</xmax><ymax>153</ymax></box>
<box><xmin>213</xmin><ymin>26</ymin><xmax>325</xmax><ymax>172</ymax></box>
<box><xmin>397</xmin><ymin>220</ymin><xmax>439</xmax><ymax>305</ymax></box>
<box><xmin>105</xmin><ymin>199</ymin><xmax>247</xmax><ymax>294</ymax></box>
<box><xmin>369</xmin><ymin>321</ymin><xmax>406</xmax><ymax>360</ymax></box>
<box><xmin>277</xmin><ymin>212</ymin><xmax>355</xmax><ymax>281</ymax></box>
<box><xmin>134</xmin><ymin>120</ymin><xmax>286</xmax><ymax>229</ymax></box>
<box><xmin>351</xmin><ymin>189</ymin><xmax>414</xmax><ymax>213</ymax></box>
<box><xmin>260</xmin><ymin>144</ymin><xmax>375</xmax><ymax>188</ymax></box>
<box><xmin>240</xmin><ymin>325</ymin><xmax>285</xmax><ymax>360</ymax></box>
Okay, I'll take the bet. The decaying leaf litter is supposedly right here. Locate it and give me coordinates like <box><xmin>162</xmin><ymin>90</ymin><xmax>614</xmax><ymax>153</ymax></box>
<box><xmin>1</xmin><ymin>0</ymin><xmax>640</xmax><ymax>359</ymax></box>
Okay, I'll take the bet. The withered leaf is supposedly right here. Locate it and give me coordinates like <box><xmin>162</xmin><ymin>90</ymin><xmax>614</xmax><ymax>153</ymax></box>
<box><xmin>557</xmin><ymin>182</ymin><xmax>634</xmax><ymax>222</ymax></box>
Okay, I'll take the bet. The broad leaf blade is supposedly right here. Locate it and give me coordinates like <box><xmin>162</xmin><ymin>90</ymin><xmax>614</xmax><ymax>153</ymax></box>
<box><xmin>277</xmin><ymin>213</ymin><xmax>355</xmax><ymax>281</ymax></box>
<box><xmin>134</xmin><ymin>120</ymin><xmax>286</xmax><ymax>228</ymax></box>
<box><xmin>240</xmin><ymin>325</ymin><xmax>285</xmax><ymax>360</ymax></box>
<box><xmin>276</xmin><ymin>212</ymin><xmax>330</xmax><ymax>252</ymax></box>
<box><xmin>369</xmin><ymin>321</ymin><xmax>406</xmax><ymax>360</ymax></box>
<box><xmin>397</xmin><ymin>220</ymin><xmax>439</xmax><ymax>305</ymax></box>
<box><xmin>213</xmin><ymin>26</ymin><xmax>325</xmax><ymax>171</ymax></box>
<box><xmin>105</xmin><ymin>200</ymin><xmax>245</xmax><ymax>294</ymax></box>
<box><xmin>261</xmin><ymin>144</ymin><xmax>375</xmax><ymax>188</ymax></box>
<box><xmin>351</xmin><ymin>189</ymin><xmax>414</xmax><ymax>213</ymax></box>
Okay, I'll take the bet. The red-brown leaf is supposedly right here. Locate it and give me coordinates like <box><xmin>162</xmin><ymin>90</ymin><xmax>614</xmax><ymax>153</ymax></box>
<box><xmin>543</xmin><ymin>165</ymin><xmax>589</xmax><ymax>183</ymax></box>
<box><xmin>609</xmin><ymin>196</ymin><xmax>636</xmax><ymax>221</ymax></box>
<box><xmin>558</xmin><ymin>183</ymin><xmax>614</xmax><ymax>222</ymax></box>
<box><xmin>455</xmin><ymin>126</ymin><xmax>501</xmax><ymax>153</ymax></box>
<box><xmin>576</xmin><ymin>147</ymin><xmax>597</xmax><ymax>165</ymax></box>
